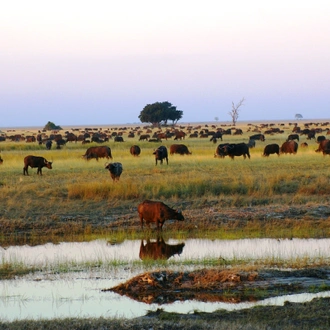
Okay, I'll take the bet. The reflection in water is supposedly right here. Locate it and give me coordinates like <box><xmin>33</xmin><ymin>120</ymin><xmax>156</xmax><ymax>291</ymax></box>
<box><xmin>1</xmin><ymin>238</ymin><xmax>330</xmax><ymax>267</ymax></box>
<box><xmin>139</xmin><ymin>236</ymin><xmax>185</xmax><ymax>260</ymax></box>
<box><xmin>1</xmin><ymin>238</ymin><xmax>330</xmax><ymax>321</ymax></box>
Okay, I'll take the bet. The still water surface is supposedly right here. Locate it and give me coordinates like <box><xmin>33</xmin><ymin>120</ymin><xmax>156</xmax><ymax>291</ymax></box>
<box><xmin>1</xmin><ymin>238</ymin><xmax>330</xmax><ymax>321</ymax></box>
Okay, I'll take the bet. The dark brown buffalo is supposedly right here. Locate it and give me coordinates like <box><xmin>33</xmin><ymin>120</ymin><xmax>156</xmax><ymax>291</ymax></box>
<box><xmin>287</xmin><ymin>134</ymin><xmax>299</xmax><ymax>141</ymax></box>
<box><xmin>23</xmin><ymin>155</ymin><xmax>52</xmax><ymax>175</ymax></box>
<box><xmin>307</xmin><ymin>130</ymin><xmax>316</xmax><ymax>140</ymax></box>
<box><xmin>25</xmin><ymin>136</ymin><xmax>36</xmax><ymax>143</ymax></box>
<box><xmin>0</xmin><ymin>155</ymin><xmax>3</xmax><ymax>164</ymax></box>
<box><xmin>139</xmin><ymin>134</ymin><xmax>150</xmax><ymax>141</ymax></box>
<box><xmin>249</xmin><ymin>134</ymin><xmax>265</xmax><ymax>141</ymax></box>
<box><xmin>155</xmin><ymin>133</ymin><xmax>168</xmax><ymax>140</ymax></box>
<box><xmin>83</xmin><ymin>146</ymin><xmax>112</xmax><ymax>161</ymax></box>
<box><xmin>317</xmin><ymin>135</ymin><xmax>326</xmax><ymax>143</ymax></box>
<box><xmin>153</xmin><ymin>146</ymin><xmax>168</xmax><ymax>165</ymax></box>
<box><xmin>114</xmin><ymin>136</ymin><xmax>124</xmax><ymax>142</ymax></box>
<box><xmin>130</xmin><ymin>145</ymin><xmax>141</xmax><ymax>156</ymax></box>
<box><xmin>65</xmin><ymin>132</ymin><xmax>77</xmax><ymax>142</ymax></box>
<box><xmin>315</xmin><ymin>139</ymin><xmax>330</xmax><ymax>153</ymax></box>
<box><xmin>105</xmin><ymin>162</ymin><xmax>123</xmax><ymax>181</ymax></box>
<box><xmin>56</xmin><ymin>138</ymin><xmax>66</xmax><ymax>149</ymax></box>
<box><xmin>169</xmin><ymin>144</ymin><xmax>191</xmax><ymax>155</ymax></box>
<box><xmin>45</xmin><ymin>140</ymin><xmax>52</xmax><ymax>150</ymax></box>
<box><xmin>220</xmin><ymin>143</ymin><xmax>250</xmax><ymax>159</ymax></box>
<box><xmin>263</xmin><ymin>143</ymin><xmax>280</xmax><ymax>157</ymax></box>
<box><xmin>300</xmin><ymin>128</ymin><xmax>311</xmax><ymax>136</ymax></box>
<box><xmin>212</xmin><ymin>131</ymin><xmax>223</xmax><ymax>140</ymax></box>
<box><xmin>280</xmin><ymin>140</ymin><xmax>298</xmax><ymax>154</ymax></box>
<box><xmin>138</xmin><ymin>200</ymin><xmax>184</xmax><ymax>230</ymax></box>
<box><xmin>174</xmin><ymin>131</ymin><xmax>186</xmax><ymax>140</ymax></box>
<box><xmin>214</xmin><ymin>143</ymin><xmax>230</xmax><ymax>158</ymax></box>
<box><xmin>189</xmin><ymin>133</ymin><xmax>198</xmax><ymax>138</ymax></box>
<box><xmin>139</xmin><ymin>237</ymin><xmax>185</xmax><ymax>260</ymax></box>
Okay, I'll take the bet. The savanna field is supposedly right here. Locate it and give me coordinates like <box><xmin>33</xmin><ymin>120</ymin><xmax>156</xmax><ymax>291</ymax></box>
<box><xmin>1</xmin><ymin>120</ymin><xmax>330</xmax><ymax>241</ymax></box>
<box><xmin>1</xmin><ymin>120</ymin><xmax>330</xmax><ymax>329</ymax></box>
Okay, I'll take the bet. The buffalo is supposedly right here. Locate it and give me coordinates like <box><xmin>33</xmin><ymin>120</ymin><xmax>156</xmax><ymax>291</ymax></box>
<box><xmin>219</xmin><ymin>143</ymin><xmax>250</xmax><ymax>160</ymax></box>
<box><xmin>45</xmin><ymin>140</ymin><xmax>52</xmax><ymax>150</ymax></box>
<box><xmin>169</xmin><ymin>144</ymin><xmax>192</xmax><ymax>155</ymax></box>
<box><xmin>114</xmin><ymin>136</ymin><xmax>124</xmax><ymax>142</ymax></box>
<box><xmin>83</xmin><ymin>146</ymin><xmax>112</xmax><ymax>161</ymax></box>
<box><xmin>214</xmin><ymin>143</ymin><xmax>230</xmax><ymax>158</ymax></box>
<box><xmin>174</xmin><ymin>131</ymin><xmax>186</xmax><ymax>140</ymax></box>
<box><xmin>249</xmin><ymin>134</ymin><xmax>265</xmax><ymax>141</ymax></box>
<box><xmin>56</xmin><ymin>138</ymin><xmax>66</xmax><ymax>149</ymax></box>
<box><xmin>138</xmin><ymin>200</ymin><xmax>184</xmax><ymax>230</ymax></box>
<box><xmin>307</xmin><ymin>131</ymin><xmax>316</xmax><ymax>140</ymax></box>
<box><xmin>280</xmin><ymin>140</ymin><xmax>298</xmax><ymax>154</ymax></box>
<box><xmin>287</xmin><ymin>134</ymin><xmax>299</xmax><ymax>141</ymax></box>
<box><xmin>153</xmin><ymin>146</ymin><xmax>168</xmax><ymax>165</ymax></box>
<box><xmin>315</xmin><ymin>139</ymin><xmax>330</xmax><ymax>153</ymax></box>
<box><xmin>139</xmin><ymin>236</ymin><xmax>185</xmax><ymax>260</ymax></box>
<box><xmin>263</xmin><ymin>144</ymin><xmax>280</xmax><ymax>157</ymax></box>
<box><xmin>317</xmin><ymin>135</ymin><xmax>326</xmax><ymax>143</ymax></box>
<box><xmin>212</xmin><ymin>131</ymin><xmax>223</xmax><ymax>141</ymax></box>
<box><xmin>0</xmin><ymin>155</ymin><xmax>3</xmax><ymax>164</ymax></box>
<box><xmin>25</xmin><ymin>136</ymin><xmax>36</xmax><ymax>143</ymax></box>
<box><xmin>105</xmin><ymin>162</ymin><xmax>123</xmax><ymax>181</ymax></box>
<box><xmin>23</xmin><ymin>155</ymin><xmax>52</xmax><ymax>175</ymax></box>
<box><xmin>130</xmin><ymin>145</ymin><xmax>141</xmax><ymax>157</ymax></box>
<box><xmin>139</xmin><ymin>134</ymin><xmax>150</xmax><ymax>141</ymax></box>
<box><xmin>65</xmin><ymin>132</ymin><xmax>78</xmax><ymax>143</ymax></box>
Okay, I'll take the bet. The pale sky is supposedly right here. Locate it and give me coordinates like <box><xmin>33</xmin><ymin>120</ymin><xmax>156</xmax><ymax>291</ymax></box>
<box><xmin>1</xmin><ymin>0</ymin><xmax>330</xmax><ymax>127</ymax></box>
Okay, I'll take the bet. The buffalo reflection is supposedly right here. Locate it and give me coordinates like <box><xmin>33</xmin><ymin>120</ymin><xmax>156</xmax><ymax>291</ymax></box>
<box><xmin>139</xmin><ymin>236</ymin><xmax>185</xmax><ymax>261</ymax></box>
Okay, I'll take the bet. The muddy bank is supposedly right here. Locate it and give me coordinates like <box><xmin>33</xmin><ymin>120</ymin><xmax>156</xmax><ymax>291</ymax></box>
<box><xmin>1</xmin><ymin>203</ymin><xmax>330</xmax><ymax>244</ymax></box>
<box><xmin>104</xmin><ymin>267</ymin><xmax>330</xmax><ymax>305</ymax></box>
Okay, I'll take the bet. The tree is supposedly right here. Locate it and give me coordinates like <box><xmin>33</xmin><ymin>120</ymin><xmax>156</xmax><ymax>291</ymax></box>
<box><xmin>295</xmin><ymin>113</ymin><xmax>303</xmax><ymax>120</ymax></box>
<box><xmin>228</xmin><ymin>97</ymin><xmax>245</xmax><ymax>126</ymax></box>
<box><xmin>43</xmin><ymin>121</ymin><xmax>62</xmax><ymax>131</ymax></box>
<box><xmin>139</xmin><ymin>101</ymin><xmax>183</xmax><ymax>126</ymax></box>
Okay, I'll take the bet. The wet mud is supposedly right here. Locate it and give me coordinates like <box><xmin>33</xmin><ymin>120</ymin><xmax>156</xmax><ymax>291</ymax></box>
<box><xmin>104</xmin><ymin>267</ymin><xmax>330</xmax><ymax>305</ymax></box>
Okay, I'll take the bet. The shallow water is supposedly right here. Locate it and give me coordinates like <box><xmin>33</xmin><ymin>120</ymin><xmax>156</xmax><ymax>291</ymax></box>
<box><xmin>1</xmin><ymin>238</ymin><xmax>330</xmax><ymax>321</ymax></box>
<box><xmin>2</xmin><ymin>237</ymin><xmax>330</xmax><ymax>267</ymax></box>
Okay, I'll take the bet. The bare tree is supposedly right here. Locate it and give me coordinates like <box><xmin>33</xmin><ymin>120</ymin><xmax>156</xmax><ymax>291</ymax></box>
<box><xmin>228</xmin><ymin>97</ymin><xmax>245</xmax><ymax>126</ymax></box>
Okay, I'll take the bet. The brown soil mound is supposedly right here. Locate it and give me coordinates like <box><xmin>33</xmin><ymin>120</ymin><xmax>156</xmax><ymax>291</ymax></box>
<box><xmin>104</xmin><ymin>268</ymin><xmax>262</xmax><ymax>304</ymax></box>
<box><xmin>104</xmin><ymin>267</ymin><xmax>330</xmax><ymax>305</ymax></box>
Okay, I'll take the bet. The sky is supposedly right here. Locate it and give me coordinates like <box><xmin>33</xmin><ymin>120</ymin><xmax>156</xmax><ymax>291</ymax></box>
<box><xmin>1</xmin><ymin>0</ymin><xmax>330</xmax><ymax>128</ymax></box>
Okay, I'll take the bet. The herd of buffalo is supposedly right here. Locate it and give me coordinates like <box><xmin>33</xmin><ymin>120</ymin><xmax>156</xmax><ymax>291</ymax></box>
<box><xmin>1</xmin><ymin>121</ymin><xmax>330</xmax><ymax>231</ymax></box>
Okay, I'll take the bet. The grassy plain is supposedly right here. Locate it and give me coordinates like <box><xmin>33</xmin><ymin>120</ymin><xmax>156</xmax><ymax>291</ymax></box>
<box><xmin>0</xmin><ymin>121</ymin><xmax>329</xmax><ymax>243</ymax></box>
<box><xmin>1</xmin><ymin>121</ymin><xmax>330</xmax><ymax>329</ymax></box>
